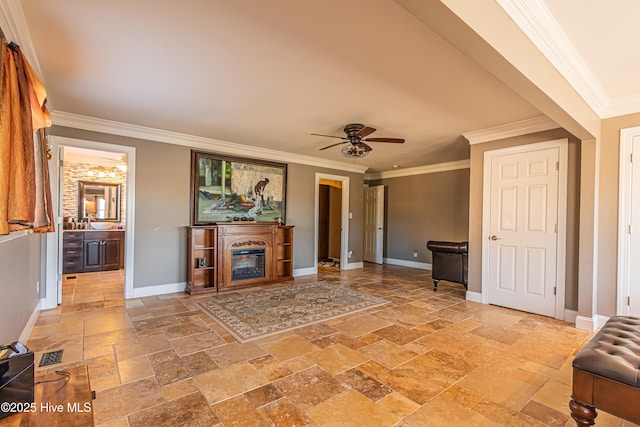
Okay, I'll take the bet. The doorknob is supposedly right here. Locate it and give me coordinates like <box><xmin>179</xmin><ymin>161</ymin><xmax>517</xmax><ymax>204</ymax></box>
<box><xmin>490</xmin><ymin>235</ymin><xmax>500</xmax><ymax>241</ymax></box>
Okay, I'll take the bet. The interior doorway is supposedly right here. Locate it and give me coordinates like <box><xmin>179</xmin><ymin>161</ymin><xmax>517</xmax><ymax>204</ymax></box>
<box><xmin>59</xmin><ymin>146</ymin><xmax>128</xmax><ymax>305</ymax></box>
<box><xmin>43</xmin><ymin>136</ymin><xmax>136</xmax><ymax>310</ymax></box>
<box><xmin>315</xmin><ymin>173</ymin><xmax>350</xmax><ymax>272</ymax></box>
<box><xmin>318</xmin><ymin>179</ymin><xmax>342</xmax><ymax>267</ymax></box>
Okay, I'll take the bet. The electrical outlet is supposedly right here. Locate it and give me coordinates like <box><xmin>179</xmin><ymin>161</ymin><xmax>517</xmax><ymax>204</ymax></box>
<box><xmin>413</xmin><ymin>250</ymin><xmax>418</xmax><ymax>258</ymax></box>
<box><xmin>348</xmin><ymin>250</ymin><xmax>353</xmax><ymax>258</ymax></box>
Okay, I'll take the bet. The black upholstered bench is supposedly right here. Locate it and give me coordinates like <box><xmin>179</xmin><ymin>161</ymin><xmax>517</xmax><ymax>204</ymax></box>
<box><xmin>570</xmin><ymin>316</ymin><xmax>640</xmax><ymax>426</ymax></box>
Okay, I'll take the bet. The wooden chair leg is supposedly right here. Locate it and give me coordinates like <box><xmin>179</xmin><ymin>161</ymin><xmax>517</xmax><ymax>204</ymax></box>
<box><xmin>570</xmin><ymin>398</ymin><xmax>597</xmax><ymax>426</ymax></box>
<box><xmin>433</xmin><ymin>279</ymin><xmax>439</xmax><ymax>291</ymax></box>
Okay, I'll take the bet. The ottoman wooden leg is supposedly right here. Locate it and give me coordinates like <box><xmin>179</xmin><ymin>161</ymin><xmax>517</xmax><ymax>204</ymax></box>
<box><xmin>570</xmin><ymin>398</ymin><xmax>597</xmax><ymax>426</ymax></box>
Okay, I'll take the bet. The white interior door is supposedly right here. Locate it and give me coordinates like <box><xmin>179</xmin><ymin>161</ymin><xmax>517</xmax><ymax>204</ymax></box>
<box><xmin>364</xmin><ymin>186</ymin><xmax>384</xmax><ymax>264</ymax></box>
<box><xmin>487</xmin><ymin>147</ymin><xmax>559</xmax><ymax>317</ymax></box>
<box><xmin>628</xmin><ymin>136</ymin><xmax>640</xmax><ymax>315</ymax></box>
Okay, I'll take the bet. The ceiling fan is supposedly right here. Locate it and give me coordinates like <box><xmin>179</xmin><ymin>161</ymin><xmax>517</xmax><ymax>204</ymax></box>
<box><xmin>312</xmin><ymin>123</ymin><xmax>404</xmax><ymax>158</ymax></box>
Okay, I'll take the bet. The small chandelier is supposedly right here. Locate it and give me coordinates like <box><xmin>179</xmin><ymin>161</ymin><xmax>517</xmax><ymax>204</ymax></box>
<box><xmin>341</xmin><ymin>144</ymin><xmax>369</xmax><ymax>159</ymax></box>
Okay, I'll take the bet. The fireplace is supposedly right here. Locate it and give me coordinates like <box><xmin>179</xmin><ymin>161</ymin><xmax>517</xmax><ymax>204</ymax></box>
<box><xmin>218</xmin><ymin>224</ymin><xmax>276</xmax><ymax>291</ymax></box>
<box><xmin>231</xmin><ymin>248</ymin><xmax>266</xmax><ymax>281</ymax></box>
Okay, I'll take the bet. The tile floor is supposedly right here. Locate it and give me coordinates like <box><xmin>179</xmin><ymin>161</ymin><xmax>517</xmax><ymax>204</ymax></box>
<box><xmin>26</xmin><ymin>265</ymin><xmax>639</xmax><ymax>426</ymax></box>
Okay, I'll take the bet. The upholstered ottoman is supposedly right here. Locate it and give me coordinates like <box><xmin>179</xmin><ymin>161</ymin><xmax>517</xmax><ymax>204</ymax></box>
<box><xmin>570</xmin><ymin>316</ymin><xmax>640</xmax><ymax>426</ymax></box>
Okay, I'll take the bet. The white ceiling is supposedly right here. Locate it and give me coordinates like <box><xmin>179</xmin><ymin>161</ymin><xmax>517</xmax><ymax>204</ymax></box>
<box><xmin>9</xmin><ymin>0</ymin><xmax>640</xmax><ymax>172</ymax></box>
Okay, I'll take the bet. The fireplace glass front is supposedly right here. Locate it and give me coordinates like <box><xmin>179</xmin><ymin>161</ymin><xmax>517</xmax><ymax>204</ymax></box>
<box><xmin>231</xmin><ymin>248</ymin><xmax>266</xmax><ymax>281</ymax></box>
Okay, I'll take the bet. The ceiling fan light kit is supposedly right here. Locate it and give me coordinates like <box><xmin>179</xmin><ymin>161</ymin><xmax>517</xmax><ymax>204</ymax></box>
<box><xmin>341</xmin><ymin>144</ymin><xmax>369</xmax><ymax>158</ymax></box>
<box><xmin>312</xmin><ymin>123</ymin><xmax>405</xmax><ymax>159</ymax></box>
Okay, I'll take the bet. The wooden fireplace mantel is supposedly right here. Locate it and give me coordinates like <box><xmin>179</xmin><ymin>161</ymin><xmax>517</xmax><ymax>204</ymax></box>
<box><xmin>186</xmin><ymin>223</ymin><xmax>293</xmax><ymax>294</ymax></box>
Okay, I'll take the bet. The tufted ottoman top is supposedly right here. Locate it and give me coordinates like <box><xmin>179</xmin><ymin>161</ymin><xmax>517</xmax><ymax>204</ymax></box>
<box><xmin>573</xmin><ymin>316</ymin><xmax>640</xmax><ymax>388</ymax></box>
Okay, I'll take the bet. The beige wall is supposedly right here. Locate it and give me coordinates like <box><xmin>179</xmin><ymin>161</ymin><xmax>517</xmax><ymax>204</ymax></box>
<box><xmin>597</xmin><ymin>113</ymin><xmax>640</xmax><ymax>315</ymax></box>
<box><xmin>50</xmin><ymin>126</ymin><xmax>365</xmax><ymax>289</ymax></box>
<box><xmin>468</xmin><ymin>129</ymin><xmax>581</xmax><ymax>310</ymax></box>
<box><xmin>0</xmin><ymin>234</ymin><xmax>43</xmax><ymax>343</ymax></box>
<box><xmin>369</xmin><ymin>168</ymin><xmax>470</xmax><ymax>263</ymax></box>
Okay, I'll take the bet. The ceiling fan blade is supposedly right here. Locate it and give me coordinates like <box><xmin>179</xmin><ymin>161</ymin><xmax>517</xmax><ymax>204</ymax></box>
<box><xmin>360</xmin><ymin>142</ymin><xmax>373</xmax><ymax>152</ymax></box>
<box><xmin>311</xmin><ymin>133</ymin><xmax>347</xmax><ymax>140</ymax></box>
<box><xmin>364</xmin><ymin>137</ymin><xmax>405</xmax><ymax>143</ymax></box>
<box><xmin>356</xmin><ymin>126</ymin><xmax>376</xmax><ymax>138</ymax></box>
<box><xmin>319</xmin><ymin>141</ymin><xmax>347</xmax><ymax>150</ymax></box>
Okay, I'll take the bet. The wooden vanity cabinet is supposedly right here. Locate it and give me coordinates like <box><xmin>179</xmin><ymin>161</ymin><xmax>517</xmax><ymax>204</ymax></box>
<box><xmin>63</xmin><ymin>230</ymin><xmax>124</xmax><ymax>274</ymax></box>
<box><xmin>62</xmin><ymin>231</ymin><xmax>84</xmax><ymax>274</ymax></box>
<box><xmin>83</xmin><ymin>231</ymin><xmax>121</xmax><ymax>272</ymax></box>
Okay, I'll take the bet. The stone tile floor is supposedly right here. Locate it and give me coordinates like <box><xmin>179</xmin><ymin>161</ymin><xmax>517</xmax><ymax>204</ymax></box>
<box><xmin>26</xmin><ymin>264</ymin><xmax>640</xmax><ymax>426</ymax></box>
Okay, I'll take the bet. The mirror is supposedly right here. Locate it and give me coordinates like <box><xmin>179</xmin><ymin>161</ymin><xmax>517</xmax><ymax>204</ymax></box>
<box><xmin>78</xmin><ymin>181</ymin><xmax>121</xmax><ymax>221</ymax></box>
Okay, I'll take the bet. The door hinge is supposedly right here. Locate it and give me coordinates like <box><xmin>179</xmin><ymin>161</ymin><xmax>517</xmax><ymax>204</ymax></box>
<box><xmin>59</xmin><ymin>159</ymin><xmax>64</xmax><ymax>167</ymax></box>
<box><xmin>554</xmin><ymin>224</ymin><xmax>558</xmax><ymax>233</ymax></box>
<box><xmin>631</xmin><ymin>153</ymin><xmax>633</xmax><ymax>163</ymax></box>
<box><xmin>553</xmin><ymin>286</ymin><xmax>557</xmax><ymax>295</ymax></box>
<box><xmin>628</xmin><ymin>296</ymin><xmax>631</xmax><ymax>306</ymax></box>
<box><xmin>556</xmin><ymin>161</ymin><xmax>559</xmax><ymax>171</ymax></box>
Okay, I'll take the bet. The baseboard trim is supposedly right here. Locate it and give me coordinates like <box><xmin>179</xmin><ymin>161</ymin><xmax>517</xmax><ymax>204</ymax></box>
<box><xmin>131</xmin><ymin>282</ymin><xmax>186</xmax><ymax>298</ymax></box>
<box><xmin>465</xmin><ymin>291</ymin><xmax>482</xmax><ymax>303</ymax></box>
<box><xmin>294</xmin><ymin>267</ymin><xmax>316</xmax><ymax>277</ymax></box>
<box><xmin>575</xmin><ymin>314</ymin><xmax>611</xmax><ymax>331</ymax></box>
<box><xmin>384</xmin><ymin>258</ymin><xmax>432</xmax><ymax>270</ymax></box>
<box><xmin>19</xmin><ymin>300</ymin><xmax>42</xmax><ymax>344</ymax></box>
<box><xmin>344</xmin><ymin>262</ymin><xmax>364</xmax><ymax>270</ymax></box>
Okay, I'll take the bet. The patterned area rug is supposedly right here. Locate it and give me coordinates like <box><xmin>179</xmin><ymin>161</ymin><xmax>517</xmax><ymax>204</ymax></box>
<box><xmin>196</xmin><ymin>282</ymin><xmax>389</xmax><ymax>343</ymax></box>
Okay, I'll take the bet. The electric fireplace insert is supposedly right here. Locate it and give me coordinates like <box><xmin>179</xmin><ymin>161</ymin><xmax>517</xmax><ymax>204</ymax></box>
<box><xmin>231</xmin><ymin>248</ymin><xmax>266</xmax><ymax>281</ymax></box>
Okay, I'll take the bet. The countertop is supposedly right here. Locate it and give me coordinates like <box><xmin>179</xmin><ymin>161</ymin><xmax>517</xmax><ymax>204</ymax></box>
<box><xmin>63</xmin><ymin>228</ymin><xmax>125</xmax><ymax>232</ymax></box>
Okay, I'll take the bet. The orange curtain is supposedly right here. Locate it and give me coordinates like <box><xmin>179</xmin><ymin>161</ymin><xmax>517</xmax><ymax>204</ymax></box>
<box><xmin>0</xmin><ymin>31</ymin><xmax>53</xmax><ymax>235</ymax></box>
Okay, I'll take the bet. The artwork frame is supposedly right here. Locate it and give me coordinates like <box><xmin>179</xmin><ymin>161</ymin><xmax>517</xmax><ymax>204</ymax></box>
<box><xmin>191</xmin><ymin>151</ymin><xmax>287</xmax><ymax>225</ymax></box>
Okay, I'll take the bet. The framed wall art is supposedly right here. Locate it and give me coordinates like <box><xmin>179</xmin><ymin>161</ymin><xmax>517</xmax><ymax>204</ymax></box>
<box><xmin>191</xmin><ymin>151</ymin><xmax>287</xmax><ymax>225</ymax></box>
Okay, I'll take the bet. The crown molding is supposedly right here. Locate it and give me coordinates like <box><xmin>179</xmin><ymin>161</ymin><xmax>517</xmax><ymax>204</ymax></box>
<box><xmin>51</xmin><ymin>111</ymin><xmax>369</xmax><ymax>174</ymax></box>
<box><xmin>463</xmin><ymin>116</ymin><xmax>558</xmax><ymax>145</ymax></box>
<box><xmin>604</xmin><ymin>94</ymin><xmax>640</xmax><ymax>119</ymax></box>
<box><xmin>365</xmin><ymin>159</ymin><xmax>469</xmax><ymax>181</ymax></box>
<box><xmin>496</xmin><ymin>0</ymin><xmax>612</xmax><ymax>117</ymax></box>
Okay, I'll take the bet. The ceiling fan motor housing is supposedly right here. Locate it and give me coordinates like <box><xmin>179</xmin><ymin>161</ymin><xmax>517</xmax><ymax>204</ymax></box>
<box><xmin>343</xmin><ymin>123</ymin><xmax>365</xmax><ymax>142</ymax></box>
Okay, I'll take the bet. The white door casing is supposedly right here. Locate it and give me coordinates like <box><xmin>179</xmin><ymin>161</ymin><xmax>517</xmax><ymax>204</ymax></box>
<box><xmin>482</xmin><ymin>139</ymin><xmax>568</xmax><ymax>319</ymax></box>
<box><xmin>57</xmin><ymin>147</ymin><xmax>65</xmax><ymax>305</ymax></box>
<box><xmin>44</xmin><ymin>136</ymin><xmax>136</xmax><ymax>309</ymax></box>
<box><xmin>364</xmin><ymin>185</ymin><xmax>384</xmax><ymax>264</ymax></box>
